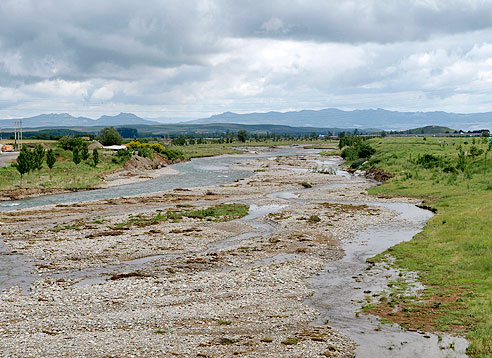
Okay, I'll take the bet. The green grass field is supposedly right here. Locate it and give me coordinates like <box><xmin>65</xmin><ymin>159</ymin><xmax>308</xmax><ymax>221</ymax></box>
<box><xmin>360</xmin><ymin>136</ymin><xmax>492</xmax><ymax>357</ymax></box>
<box><xmin>0</xmin><ymin>147</ymin><xmax>122</xmax><ymax>190</ymax></box>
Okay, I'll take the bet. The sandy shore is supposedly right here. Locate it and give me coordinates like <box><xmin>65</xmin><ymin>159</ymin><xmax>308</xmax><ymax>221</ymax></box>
<box><xmin>0</xmin><ymin>149</ymin><xmax>418</xmax><ymax>357</ymax></box>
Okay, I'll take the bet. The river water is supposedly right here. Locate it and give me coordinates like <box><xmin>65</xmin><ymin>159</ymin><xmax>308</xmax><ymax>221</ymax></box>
<box><xmin>0</xmin><ymin>146</ymin><xmax>469</xmax><ymax>356</ymax></box>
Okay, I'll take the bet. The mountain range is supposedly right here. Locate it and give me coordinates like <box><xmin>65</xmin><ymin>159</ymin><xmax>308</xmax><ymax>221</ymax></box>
<box><xmin>190</xmin><ymin>108</ymin><xmax>492</xmax><ymax>131</ymax></box>
<box><xmin>0</xmin><ymin>113</ymin><xmax>157</xmax><ymax>128</ymax></box>
<box><xmin>1</xmin><ymin>108</ymin><xmax>491</xmax><ymax>131</ymax></box>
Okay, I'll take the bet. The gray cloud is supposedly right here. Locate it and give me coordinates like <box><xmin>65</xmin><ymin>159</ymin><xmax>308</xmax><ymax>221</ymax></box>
<box><xmin>1</xmin><ymin>0</ymin><xmax>492</xmax><ymax>119</ymax></box>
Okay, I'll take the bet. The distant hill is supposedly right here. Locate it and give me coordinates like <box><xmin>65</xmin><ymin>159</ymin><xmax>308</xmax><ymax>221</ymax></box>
<box><xmin>0</xmin><ymin>113</ymin><xmax>157</xmax><ymax>128</ymax></box>
<box><xmin>188</xmin><ymin>108</ymin><xmax>492</xmax><ymax>131</ymax></box>
<box><xmin>395</xmin><ymin>125</ymin><xmax>456</xmax><ymax>134</ymax></box>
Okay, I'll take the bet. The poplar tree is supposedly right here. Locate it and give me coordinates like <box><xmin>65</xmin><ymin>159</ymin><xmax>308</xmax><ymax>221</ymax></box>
<box><xmin>46</xmin><ymin>149</ymin><xmax>56</xmax><ymax>178</ymax></box>
<box><xmin>92</xmin><ymin>148</ymin><xmax>99</xmax><ymax>167</ymax></box>
<box><xmin>14</xmin><ymin>147</ymin><xmax>32</xmax><ymax>183</ymax></box>
<box><xmin>72</xmin><ymin>146</ymin><xmax>81</xmax><ymax>165</ymax></box>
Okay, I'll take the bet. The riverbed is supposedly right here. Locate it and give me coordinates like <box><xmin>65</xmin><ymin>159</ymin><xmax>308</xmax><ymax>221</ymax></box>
<box><xmin>0</xmin><ymin>146</ymin><xmax>468</xmax><ymax>357</ymax></box>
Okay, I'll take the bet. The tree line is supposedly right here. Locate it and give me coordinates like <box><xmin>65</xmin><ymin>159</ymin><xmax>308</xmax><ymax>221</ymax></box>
<box><xmin>13</xmin><ymin>145</ymin><xmax>55</xmax><ymax>181</ymax></box>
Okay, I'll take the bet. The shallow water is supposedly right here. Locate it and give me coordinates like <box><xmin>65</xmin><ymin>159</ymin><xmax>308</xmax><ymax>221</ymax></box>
<box><xmin>308</xmin><ymin>201</ymin><xmax>468</xmax><ymax>357</ymax></box>
<box><xmin>0</xmin><ymin>146</ymin><xmax>303</xmax><ymax>212</ymax></box>
<box><xmin>0</xmin><ymin>241</ymin><xmax>35</xmax><ymax>293</ymax></box>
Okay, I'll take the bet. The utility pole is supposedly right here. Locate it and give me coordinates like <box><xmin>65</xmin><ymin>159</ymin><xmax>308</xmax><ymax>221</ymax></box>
<box><xmin>14</xmin><ymin>121</ymin><xmax>17</xmax><ymax>150</ymax></box>
<box><xmin>19</xmin><ymin>120</ymin><xmax>22</xmax><ymax>150</ymax></box>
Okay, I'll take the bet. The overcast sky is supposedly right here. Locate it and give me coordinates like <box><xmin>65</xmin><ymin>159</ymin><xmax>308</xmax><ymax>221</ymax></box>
<box><xmin>1</xmin><ymin>0</ymin><xmax>492</xmax><ymax>120</ymax></box>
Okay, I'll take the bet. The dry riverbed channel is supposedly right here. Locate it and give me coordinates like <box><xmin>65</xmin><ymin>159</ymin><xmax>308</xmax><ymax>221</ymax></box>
<box><xmin>0</xmin><ymin>146</ymin><xmax>468</xmax><ymax>357</ymax></box>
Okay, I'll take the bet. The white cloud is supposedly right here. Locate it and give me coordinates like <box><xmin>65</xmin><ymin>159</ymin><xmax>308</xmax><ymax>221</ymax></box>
<box><xmin>91</xmin><ymin>86</ymin><xmax>114</xmax><ymax>101</ymax></box>
<box><xmin>2</xmin><ymin>1</ymin><xmax>492</xmax><ymax>119</ymax></box>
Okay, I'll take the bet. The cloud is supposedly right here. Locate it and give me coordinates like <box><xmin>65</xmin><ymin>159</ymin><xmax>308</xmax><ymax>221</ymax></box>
<box><xmin>1</xmin><ymin>0</ymin><xmax>492</xmax><ymax>119</ymax></box>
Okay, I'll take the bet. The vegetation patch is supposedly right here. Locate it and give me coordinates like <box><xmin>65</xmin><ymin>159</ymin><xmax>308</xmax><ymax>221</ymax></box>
<box><xmin>362</xmin><ymin>136</ymin><xmax>492</xmax><ymax>357</ymax></box>
<box><xmin>165</xmin><ymin>203</ymin><xmax>249</xmax><ymax>222</ymax></box>
<box><xmin>281</xmin><ymin>337</ymin><xmax>302</xmax><ymax>345</ymax></box>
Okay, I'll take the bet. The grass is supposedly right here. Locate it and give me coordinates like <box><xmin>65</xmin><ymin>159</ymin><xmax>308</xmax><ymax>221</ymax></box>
<box><xmin>113</xmin><ymin>204</ymin><xmax>249</xmax><ymax>228</ymax></box>
<box><xmin>0</xmin><ymin>145</ymin><xmax>122</xmax><ymax>190</ymax></box>
<box><xmin>165</xmin><ymin>203</ymin><xmax>249</xmax><ymax>222</ymax></box>
<box><xmin>360</xmin><ymin>136</ymin><xmax>492</xmax><ymax>357</ymax></box>
<box><xmin>216</xmin><ymin>319</ymin><xmax>232</xmax><ymax>325</ymax></box>
<box><xmin>281</xmin><ymin>337</ymin><xmax>302</xmax><ymax>345</ymax></box>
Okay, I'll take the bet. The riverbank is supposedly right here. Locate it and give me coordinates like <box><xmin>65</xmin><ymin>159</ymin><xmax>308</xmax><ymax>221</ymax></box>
<box><xmin>356</xmin><ymin>137</ymin><xmax>491</xmax><ymax>357</ymax></box>
<box><xmin>0</xmin><ymin>147</ymin><xmax>444</xmax><ymax>357</ymax></box>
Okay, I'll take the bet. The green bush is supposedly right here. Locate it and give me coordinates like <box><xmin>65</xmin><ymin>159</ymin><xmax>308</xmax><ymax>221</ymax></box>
<box><xmin>341</xmin><ymin>142</ymin><xmax>375</xmax><ymax>161</ymax></box>
<box><xmin>341</xmin><ymin>146</ymin><xmax>359</xmax><ymax>161</ymax></box>
<box><xmin>351</xmin><ymin>158</ymin><xmax>365</xmax><ymax>169</ymax></box>
<box><xmin>416</xmin><ymin>154</ymin><xmax>442</xmax><ymax>169</ymax></box>
<box><xmin>161</xmin><ymin>148</ymin><xmax>184</xmax><ymax>161</ymax></box>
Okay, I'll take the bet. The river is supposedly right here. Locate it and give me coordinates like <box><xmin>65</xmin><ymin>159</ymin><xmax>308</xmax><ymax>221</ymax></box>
<box><xmin>0</xmin><ymin>146</ymin><xmax>469</xmax><ymax>356</ymax></box>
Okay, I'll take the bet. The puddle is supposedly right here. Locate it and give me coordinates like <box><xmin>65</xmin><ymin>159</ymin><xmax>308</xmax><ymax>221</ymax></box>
<box><xmin>245</xmin><ymin>204</ymin><xmax>286</xmax><ymax>219</ymax></box>
<box><xmin>255</xmin><ymin>253</ymin><xmax>302</xmax><ymax>266</ymax></box>
<box><xmin>308</xmin><ymin>202</ymin><xmax>468</xmax><ymax>357</ymax></box>
<box><xmin>267</xmin><ymin>191</ymin><xmax>300</xmax><ymax>200</ymax></box>
<box><xmin>207</xmin><ymin>204</ymin><xmax>285</xmax><ymax>252</ymax></box>
<box><xmin>0</xmin><ymin>240</ymin><xmax>36</xmax><ymax>293</ymax></box>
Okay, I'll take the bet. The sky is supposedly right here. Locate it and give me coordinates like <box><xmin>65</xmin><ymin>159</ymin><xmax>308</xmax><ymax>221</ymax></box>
<box><xmin>1</xmin><ymin>0</ymin><xmax>492</xmax><ymax>121</ymax></box>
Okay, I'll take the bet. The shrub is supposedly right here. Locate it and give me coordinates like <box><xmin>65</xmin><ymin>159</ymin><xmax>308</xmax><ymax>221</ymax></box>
<box><xmin>357</xmin><ymin>143</ymin><xmax>376</xmax><ymax>158</ymax></box>
<box><xmin>126</xmin><ymin>140</ymin><xmax>142</xmax><ymax>150</ymax></box>
<box><xmin>416</xmin><ymin>154</ymin><xmax>441</xmax><ymax>169</ymax></box>
<box><xmin>116</xmin><ymin>149</ymin><xmax>132</xmax><ymax>162</ymax></box>
<box><xmin>341</xmin><ymin>142</ymin><xmax>375</xmax><ymax>161</ymax></box>
<box><xmin>341</xmin><ymin>146</ymin><xmax>359</xmax><ymax>161</ymax></box>
<box><xmin>351</xmin><ymin>158</ymin><xmax>365</xmax><ymax>169</ymax></box>
<box><xmin>137</xmin><ymin>146</ymin><xmax>154</xmax><ymax>159</ymax></box>
<box><xmin>151</xmin><ymin>143</ymin><xmax>164</xmax><ymax>153</ymax></box>
<box><xmin>469</xmin><ymin>146</ymin><xmax>484</xmax><ymax>158</ymax></box>
<box><xmin>161</xmin><ymin>148</ymin><xmax>184</xmax><ymax>161</ymax></box>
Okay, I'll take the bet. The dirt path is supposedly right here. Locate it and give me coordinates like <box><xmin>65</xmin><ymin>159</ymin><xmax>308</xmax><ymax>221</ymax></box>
<box><xmin>0</xmin><ymin>149</ymin><xmax>421</xmax><ymax>357</ymax></box>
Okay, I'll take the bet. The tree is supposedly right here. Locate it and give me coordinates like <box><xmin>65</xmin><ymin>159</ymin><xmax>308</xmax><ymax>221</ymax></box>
<box><xmin>98</xmin><ymin>127</ymin><xmax>123</xmax><ymax>146</ymax></box>
<box><xmin>13</xmin><ymin>147</ymin><xmax>32</xmax><ymax>182</ymax></box>
<box><xmin>33</xmin><ymin>144</ymin><xmax>45</xmax><ymax>171</ymax></box>
<box><xmin>46</xmin><ymin>149</ymin><xmax>56</xmax><ymax>170</ymax></box>
<box><xmin>58</xmin><ymin>136</ymin><xmax>85</xmax><ymax>150</ymax></box>
<box><xmin>237</xmin><ymin>129</ymin><xmax>249</xmax><ymax>143</ymax></box>
<box><xmin>92</xmin><ymin>148</ymin><xmax>99</xmax><ymax>167</ymax></box>
<box><xmin>80</xmin><ymin>144</ymin><xmax>89</xmax><ymax>160</ymax></box>
<box><xmin>72</xmin><ymin>146</ymin><xmax>81</xmax><ymax>165</ymax></box>
<box><xmin>117</xmin><ymin>127</ymin><xmax>138</xmax><ymax>138</ymax></box>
